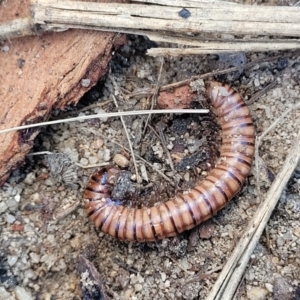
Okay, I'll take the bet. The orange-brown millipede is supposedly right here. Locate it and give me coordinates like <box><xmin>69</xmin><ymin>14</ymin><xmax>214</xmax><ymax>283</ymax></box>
<box><xmin>84</xmin><ymin>81</ymin><xmax>255</xmax><ymax>242</ymax></box>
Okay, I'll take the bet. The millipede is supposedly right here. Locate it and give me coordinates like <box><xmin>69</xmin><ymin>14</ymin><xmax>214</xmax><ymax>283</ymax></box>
<box><xmin>84</xmin><ymin>81</ymin><xmax>255</xmax><ymax>242</ymax></box>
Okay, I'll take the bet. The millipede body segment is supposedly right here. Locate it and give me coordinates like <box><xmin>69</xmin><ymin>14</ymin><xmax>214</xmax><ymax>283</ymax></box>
<box><xmin>84</xmin><ymin>81</ymin><xmax>255</xmax><ymax>242</ymax></box>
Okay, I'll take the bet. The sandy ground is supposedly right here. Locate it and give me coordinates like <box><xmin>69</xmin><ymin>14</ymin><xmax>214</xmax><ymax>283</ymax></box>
<box><xmin>1</xmin><ymin>1</ymin><xmax>300</xmax><ymax>300</ymax></box>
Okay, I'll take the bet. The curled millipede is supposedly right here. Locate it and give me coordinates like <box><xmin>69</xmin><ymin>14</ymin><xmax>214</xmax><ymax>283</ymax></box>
<box><xmin>84</xmin><ymin>81</ymin><xmax>255</xmax><ymax>242</ymax></box>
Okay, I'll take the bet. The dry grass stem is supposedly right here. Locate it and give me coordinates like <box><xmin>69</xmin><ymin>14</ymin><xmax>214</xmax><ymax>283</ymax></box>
<box><xmin>111</xmin><ymin>94</ymin><xmax>141</xmax><ymax>184</ymax></box>
<box><xmin>0</xmin><ymin>109</ymin><xmax>208</xmax><ymax>135</ymax></box>
<box><xmin>75</xmin><ymin>162</ymin><xmax>110</xmax><ymax>169</ymax></box>
<box><xmin>147</xmin><ymin>42</ymin><xmax>300</xmax><ymax>56</ymax></box>
<box><xmin>142</xmin><ymin>57</ymin><xmax>164</xmax><ymax>135</ymax></box>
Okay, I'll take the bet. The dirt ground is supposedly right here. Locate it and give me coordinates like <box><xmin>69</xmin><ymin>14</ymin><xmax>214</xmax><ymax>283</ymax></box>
<box><xmin>1</xmin><ymin>1</ymin><xmax>300</xmax><ymax>300</ymax></box>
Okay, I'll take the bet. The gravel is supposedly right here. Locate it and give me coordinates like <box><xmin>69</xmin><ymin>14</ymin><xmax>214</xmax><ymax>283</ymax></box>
<box><xmin>1</xmin><ymin>2</ymin><xmax>300</xmax><ymax>299</ymax></box>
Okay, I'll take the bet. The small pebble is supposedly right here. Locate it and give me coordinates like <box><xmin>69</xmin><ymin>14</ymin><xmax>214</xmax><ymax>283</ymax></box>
<box><xmin>44</xmin><ymin>178</ymin><xmax>56</xmax><ymax>186</ymax></box>
<box><xmin>134</xmin><ymin>283</ymin><xmax>143</xmax><ymax>292</ymax></box>
<box><xmin>113</xmin><ymin>154</ymin><xmax>129</xmax><ymax>168</ymax></box>
<box><xmin>24</xmin><ymin>173</ymin><xmax>36</xmax><ymax>185</ymax></box>
<box><xmin>6</xmin><ymin>199</ymin><xmax>19</xmax><ymax>211</ymax></box>
<box><xmin>0</xmin><ymin>287</ymin><xmax>13</xmax><ymax>300</ymax></box>
<box><xmin>1</xmin><ymin>45</ymin><xmax>10</xmax><ymax>52</ymax></box>
<box><xmin>14</xmin><ymin>286</ymin><xmax>33</xmax><ymax>300</ymax></box>
<box><xmin>247</xmin><ymin>286</ymin><xmax>268</xmax><ymax>300</ymax></box>
<box><xmin>6</xmin><ymin>214</ymin><xmax>16</xmax><ymax>224</ymax></box>
<box><xmin>183</xmin><ymin>172</ymin><xmax>190</xmax><ymax>182</ymax></box>
<box><xmin>254</xmin><ymin>78</ymin><xmax>260</xmax><ymax>87</ymax></box>
<box><xmin>14</xmin><ymin>194</ymin><xmax>21</xmax><ymax>202</ymax></box>
<box><xmin>91</xmin><ymin>139</ymin><xmax>104</xmax><ymax>149</ymax></box>
<box><xmin>79</xmin><ymin>158</ymin><xmax>89</xmax><ymax>166</ymax></box>
<box><xmin>265</xmin><ymin>283</ymin><xmax>273</xmax><ymax>293</ymax></box>
<box><xmin>7</xmin><ymin>255</ymin><xmax>18</xmax><ymax>267</ymax></box>
<box><xmin>140</xmin><ymin>164</ymin><xmax>148</xmax><ymax>182</ymax></box>
<box><xmin>0</xmin><ymin>202</ymin><xmax>8</xmax><ymax>213</ymax></box>
<box><xmin>103</xmin><ymin>149</ymin><xmax>111</xmax><ymax>162</ymax></box>
<box><xmin>96</xmin><ymin>108</ymin><xmax>108</xmax><ymax>122</ymax></box>
<box><xmin>29</xmin><ymin>252</ymin><xmax>41</xmax><ymax>264</ymax></box>
<box><xmin>160</xmin><ymin>272</ymin><xmax>167</xmax><ymax>282</ymax></box>
<box><xmin>81</xmin><ymin>78</ymin><xmax>91</xmax><ymax>87</ymax></box>
<box><xmin>88</xmin><ymin>156</ymin><xmax>98</xmax><ymax>165</ymax></box>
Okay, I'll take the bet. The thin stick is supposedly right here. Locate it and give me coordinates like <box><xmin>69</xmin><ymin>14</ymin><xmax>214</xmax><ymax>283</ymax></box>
<box><xmin>165</xmin><ymin>255</ymin><xmax>194</xmax><ymax>276</ymax></box>
<box><xmin>156</xmin><ymin>121</ymin><xmax>175</xmax><ymax>174</ymax></box>
<box><xmin>254</xmin><ymin>101</ymin><xmax>300</xmax><ymax>197</ymax></box>
<box><xmin>257</xmin><ymin>101</ymin><xmax>300</xmax><ymax>145</ymax></box>
<box><xmin>0</xmin><ymin>109</ymin><xmax>208</xmax><ymax>135</ymax></box>
<box><xmin>111</xmin><ymin>94</ymin><xmax>141</xmax><ymax>183</ymax></box>
<box><xmin>109</xmin><ymin>73</ymin><xmax>141</xmax><ymax>183</ymax></box>
<box><xmin>184</xmin><ymin>266</ymin><xmax>223</xmax><ymax>285</ymax></box>
<box><xmin>147</xmin><ymin>42</ymin><xmax>300</xmax><ymax>56</ymax></box>
<box><xmin>142</xmin><ymin>57</ymin><xmax>164</xmax><ymax>135</ymax></box>
<box><xmin>247</xmin><ymin>80</ymin><xmax>278</xmax><ymax>105</ymax></box>
<box><xmin>75</xmin><ymin>162</ymin><xmax>110</xmax><ymax>169</ymax></box>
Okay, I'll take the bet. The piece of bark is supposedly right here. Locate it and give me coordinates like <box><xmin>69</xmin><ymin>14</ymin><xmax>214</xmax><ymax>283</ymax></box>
<box><xmin>0</xmin><ymin>0</ymin><xmax>127</xmax><ymax>186</ymax></box>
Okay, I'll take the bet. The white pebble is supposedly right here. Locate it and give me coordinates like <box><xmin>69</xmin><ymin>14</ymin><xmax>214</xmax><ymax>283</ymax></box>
<box><xmin>24</xmin><ymin>173</ymin><xmax>36</xmax><ymax>185</ymax></box>
<box><xmin>6</xmin><ymin>199</ymin><xmax>19</xmax><ymax>210</ymax></box>
<box><xmin>254</xmin><ymin>78</ymin><xmax>260</xmax><ymax>87</ymax></box>
<box><xmin>7</xmin><ymin>255</ymin><xmax>18</xmax><ymax>266</ymax></box>
<box><xmin>31</xmin><ymin>193</ymin><xmax>40</xmax><ymax>201</ymax></box>
<box><xmin>265</xmin><ymin>283</ymin><xmax>273</xmax><ymax>293</ymax></box>
<box><xmin>14</xmin><ymin>286</ymin><xmax>34</xmax><ymax>300</ymax></box>
<box><xmin>81</xmin><ymin>78</ymin><xmax>91</xmax><ymax>87</ymax></box>
<box><xmin>14</xmin><ymin>194</ymin><xmax>21</xmax><ymax>202</ymax></box>
<box><xmin>6</xmin><ymin>214</ymin><xmax>16</xmax><ymax>224</ymax></box>
<box><xmin>0</xmin><ymin>287</ymin><xmax>13</xmax><ymax>300</ymax></box>
<box><xmin>47</xmin><ymin>234</ymin><xmax>55</xmax><ymax>242</ymax></box>
<box><xmin>160</xmin><ymin>272</ymin><xmax>167</xmax><ymax>282</ymax></box>
<box><xmin>0</xmin><ymin>202</ymin><xmax>8</xmax><ymax>213</ymax></box>
<box><xmin>103</xmin><ymin>149</ymin><xmax>111</xmax><ymax>162</ymax></box>
<box><xmin>165</xmin><ymin>280</ymin><xmax>170</xmax><ymax>288</ymax></box>
<box><xmin>79</xmin><ymin>158</ymin><xmax>89</xmax><ymax>166</ymax></box>
<box><xmin>140</xmin><ymin>164</ymin><xmax>148</xmax><ymax>182</ymax></box>
<box><xmin>88</xmin><ymin>156</ymin><xmax>98</xmax><ymax>165</ymax></box>
<box><xmin>96</xmin><ymin>108</ymin><xmax>108</xmax><ymax>122</ymax></box>
<box><xmin>134</xmin><ymin>284</ymin><xmax>143</xmax><ymax>292</ymax></box>
<box><xmin>44</xmin><ymin>178</ymin><xmax>55</xmax><ymax>186</ymax></box>
<box><xmin>29</xmin><ymin>252</ymin><xmax>41</xmax><ymax>264</ymax></box>
<box><xmin>2</xmin><ymin>45</ymin><xmax>10</xmax><ymax>52</ymax></box>
<box><xmin>167</xmin><ymin>143</ymin><xmax>174</xmax><ymax>150</ymax></box>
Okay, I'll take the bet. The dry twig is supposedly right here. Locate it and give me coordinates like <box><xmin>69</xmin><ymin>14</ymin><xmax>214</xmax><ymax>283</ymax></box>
<box><xmin>0</xmin><ymin>109</ymin><xmax>208</xmax><ymax>135</ymax></box>
<box><xmin>142</xmin><ymin>57</ymin><xmax>164</xmax><ymax>135</ymax></box>
<box><xmin>111</xmin><ymin>94</ymin><xmax>141</xmax><ymax>183</ymax></box>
